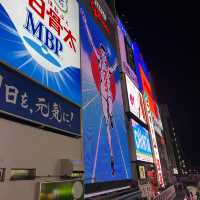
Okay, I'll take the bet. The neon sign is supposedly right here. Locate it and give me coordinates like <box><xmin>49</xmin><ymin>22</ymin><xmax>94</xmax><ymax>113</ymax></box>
<box><xmin>144</xmin><ymin>96</ymin><xmax>164</xmax><ymax>187</ymax></box>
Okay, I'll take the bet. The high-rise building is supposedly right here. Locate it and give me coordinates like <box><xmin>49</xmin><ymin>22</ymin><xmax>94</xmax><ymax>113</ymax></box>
<box><xmin>159</xmin><ymin>105</ymin><xmax>185</xmax><ymax>176</ymax></box>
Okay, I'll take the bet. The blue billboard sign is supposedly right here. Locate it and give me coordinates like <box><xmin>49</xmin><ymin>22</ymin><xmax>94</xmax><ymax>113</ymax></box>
<box><xmin>0</xmin><ymin>1</ymin><xmax>81</xmax><ymax>105</ymax></box>
<box><xmin>132</xmin><ymin>42</ymin><xmax>150</xmax><ymax>92</ymax></box>
<box><xmin>80</xmin><ymin>4</ymin><xmax>132</xmax><ymax>183</ymax></box>
<box><xmin>132</xmin><ymin>120</ymin><xmax>153</xmax><ymax>163</ymax></box>
<box><xmin>0</xmin><ymin>62</ymin><xmax>80</xmax><ymax>136</ymax></box>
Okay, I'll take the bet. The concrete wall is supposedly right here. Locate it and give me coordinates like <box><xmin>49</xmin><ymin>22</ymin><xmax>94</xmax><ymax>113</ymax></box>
<box><xmin>0</xmin><ymin>118</ymin><xmax>83</xmax><ymax>200</ymax></box>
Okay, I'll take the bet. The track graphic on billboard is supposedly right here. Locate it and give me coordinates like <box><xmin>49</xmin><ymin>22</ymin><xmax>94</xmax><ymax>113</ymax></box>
<box><xmin>132</xmin><ymin>120</ymin><xmax>153</xmax><ymax>163</ymax></box>
<box><xmin>81</xmin><ymin>6</ymin><xmax>132</xmax><ymax>183</ymax></box>
<box><xmin>0</xmin><ymin>0</ymin><xmax>80</xmax><ymax>105</ymax></box>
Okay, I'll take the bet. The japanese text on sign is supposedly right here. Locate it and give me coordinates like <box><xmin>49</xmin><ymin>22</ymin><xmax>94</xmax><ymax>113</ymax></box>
<box><xmin>27</xmin><ymin>0</ymin><xmax>77</xmax><ymax>54</ymax></box>
<box><xmin>1</xmin><ymin>76</ymin><xmax>74</xmax><ymax>126</ymax></box>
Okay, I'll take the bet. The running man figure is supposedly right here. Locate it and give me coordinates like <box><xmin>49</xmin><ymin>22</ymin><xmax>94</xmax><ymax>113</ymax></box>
<box><xmin>81</xmin><ymin>9</ymin><xmax>117</xmax><ymax>176</ymax></box>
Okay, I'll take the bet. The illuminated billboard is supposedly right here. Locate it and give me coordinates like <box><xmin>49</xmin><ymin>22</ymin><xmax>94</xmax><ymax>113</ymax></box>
<box><xmin>117</xmin><ymin>19</ymin><xmax>138</xmax><ymax>87</ymax></box>
<box><xmin>153</xmin><ymin>104</ymin><xmax>163</xmax><ymax>136</ymax></box>
<box><xmin>144</xmin><ymin>96</ymin><xmax>164</xmax><ymax>187</ymax></box>
<box><xmin>138</xmin><ymin>166</ymin><xmax>146</xmax><ymax>180</ymax></box>
<box><xmin>0</xmin><ymin>0</ymin><xmax>80</xmax><ymax>105</ymax></box>
<box><xmin>125</xmin><ymin>75</ymin><xmax>146</xmax><ymax>124</ymax></box>
<box><xmin>132</xmin><ymin>42</ymin><xmax>158</xmax><ymax>118</ymax></box>
<box><xmin>39</xmin><ymin>180</ymin><xmax>84</xmax><ymax>200</ymax></box>
<box><xmin>132</xmin><ymin>120</ymin><xmax>153</xmax><ymax>163</ymax></box>
<box><xmin>0</xmin><ymin>62</ymin><xmax>80</xmax><ymax>136</ymax></box>
<box><xmin>140</xmin><ymin>66</ymin><xmax>158</xmax><ymax>118</ymax></box>
<box><xmin>132</xmin><ymin>42</ymin><xmax>149</xmax><ymax>91</ymax></box>
<box><xmin>80</xmin><ymin>3</ymin><xmax>132</xmax><ymax>183</ymax></box>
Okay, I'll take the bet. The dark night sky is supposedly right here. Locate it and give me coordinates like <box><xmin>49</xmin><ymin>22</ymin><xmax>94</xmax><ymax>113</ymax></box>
<box><xmin>116</xmin><ymin>1</ymin><xmax>200</xmax><ymax>166</ymax></box>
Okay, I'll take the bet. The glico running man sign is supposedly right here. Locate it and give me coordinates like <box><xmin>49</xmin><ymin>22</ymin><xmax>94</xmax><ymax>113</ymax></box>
<box><xmin>0</xmin><ymin>0</ymin><xmax>80</xmax><ymax>105</ymax></box>
<box><xmin>80</xmin><ymin>1</ymin><xmax>132</xmax><ymax>183</ymax></box>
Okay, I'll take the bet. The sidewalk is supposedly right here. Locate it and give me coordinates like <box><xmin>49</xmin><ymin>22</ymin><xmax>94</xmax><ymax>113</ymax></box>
<box><xmin>175</xmin><ymin>191</ymin><xmax>185</xmax><ymax>200</ymax></box>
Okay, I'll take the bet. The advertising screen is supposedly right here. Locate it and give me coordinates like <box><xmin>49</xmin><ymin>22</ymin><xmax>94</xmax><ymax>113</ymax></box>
<box><xmin>153</xmin><ymin>104</ymin><xmax>163</xmax><ymax>136</ymax></box>
<box><xmin>132</xmin><ymin>42</ymin><xmax>158</xmax><ymax>118</ymax></box>
<box><xmin>132</xmin><ymin>120</ymin><xmax>153</xmax><ymax>163</ymax></box>
<box><xmin>81</xmin><ymin>3</ymin><xmax>132</xmax><ymax>183</ymax></box>
<box><xmin>0</xmin><ymin>0</ymin><xmax>80</xmax><ymax>105</ymax></box>
<box><xmin>125</xmin><ymin>75</ymin><xmax>146</xmax><ymax>124</ymax></box>
<box><xmin>138</xmin><ymin>166</ymin><xmax>146</xmax><ymax>180</ymax></box>
<box><xmin>39</xmin><ymin>180</ymin><xmax>84</xmax><ymax>200</ymax></box>
<box><xmin>140</xmin><ymin>66</ymin><xmax>158</xmax><ymax>118</ymax></box>
<box><xmin>132</xmin><ymin>42</ymin><xmax>149</xmax><ymax>92</ymax></box>
<box><xmin>144</xmin><ymin>97</ymin><xmax>164</xmax><ymax>187</ymax></box>
<box><xmin>117</xmin><ymin>19</ymin><xmax>138</xmax><ymax>87</ymax></box>
<box><xmin>124</xmin><ymin>36</ymin><xmax>135</xmax><ymax>73</ymax></box>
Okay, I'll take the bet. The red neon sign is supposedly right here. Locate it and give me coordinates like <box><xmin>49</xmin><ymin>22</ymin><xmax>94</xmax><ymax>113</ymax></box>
<box><xmin>139</xmin><ymin>64</ymin><xmax>158</xmax><ymax>118</ymax></box>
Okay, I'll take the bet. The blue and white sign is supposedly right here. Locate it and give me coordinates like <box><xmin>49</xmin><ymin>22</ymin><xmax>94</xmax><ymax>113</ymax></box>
<box><xmin>132</xmin><ymin>120</ymin><xmax>153</xmax><ymax>163</ymax></box>
<box><xmin>81</xmin><ymin>5</ymin><xmax>132</xmax><ymax>183</ymax></box>
<box><xmin>0</xmin><ymin>0</ymin><xmax>80</xmax><ymax>105</ymax></box>
<box><xmin>0</xmin><ymin>63</ymin><xmax>80</xmax><ymax>136</ymax></box>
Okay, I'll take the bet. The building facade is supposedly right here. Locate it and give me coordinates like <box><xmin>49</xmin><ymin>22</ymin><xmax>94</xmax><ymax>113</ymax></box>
<box><xmin>0</xmin><ymin>0</ymin><xmax>177</xmax><ymax>199</ymax></box>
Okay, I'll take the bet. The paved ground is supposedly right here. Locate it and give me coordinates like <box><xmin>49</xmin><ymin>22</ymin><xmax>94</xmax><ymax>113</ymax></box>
<box><xmin>175</xmin><ymin>191</ymin><xmax>185</xmax><ymax>200</ymax></box>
